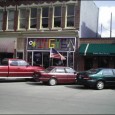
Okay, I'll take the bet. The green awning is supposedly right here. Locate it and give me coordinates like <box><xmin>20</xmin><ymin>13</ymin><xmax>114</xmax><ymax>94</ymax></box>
<box><xmin>79</xmin><ymin>44</ymin><xmax>115</xmax><ymax>56</ymax></box>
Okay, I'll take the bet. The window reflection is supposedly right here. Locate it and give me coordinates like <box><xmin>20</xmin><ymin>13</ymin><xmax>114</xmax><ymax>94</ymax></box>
<box><xmin>8</xmin><ymin>9</ymin><xmax>15</xmax><ymax>30</ymax></box>
<box><xmin>0</xmin><ymin>10</ymin><xmax>3</xmax><ymax>30</ymax></box>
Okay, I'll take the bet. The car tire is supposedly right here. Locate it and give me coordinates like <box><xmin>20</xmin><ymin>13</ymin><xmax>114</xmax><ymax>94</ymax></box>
<box><xmin>96</xmin><ymin>81</ymin><xmax>104</xmax><ymax>90</ymax></box>
<box><xmin>49</xmin><ymin>78</ymin><xmax>57</xmax><ymax>86</ymax></box>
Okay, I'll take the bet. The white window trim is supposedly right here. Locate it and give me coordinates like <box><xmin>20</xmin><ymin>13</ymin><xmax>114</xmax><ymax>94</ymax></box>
<box><xmin>28</xmin><ymin>7</ymin><xmax>37</xmax><ymax>30</ymax></box>
<box><xmin>40</xmin><ymin>7</ymin><xmax>49</xmax><ymax>29</ymax></box>
<box><xmin>6</xmin><ymin>8</ymin><xmax>15</xmax><ymax>31</ymax></box>
<box><xmin>65</xmin><ymin>4</ymin><xmax>75</xmax><ymax>29</ymax></box>
<box><xmin>18</xmin><ymin>8</ymin><xmax>27</xmax><ymax>30</ymax></box>
<box><xmin>0</xmin><ymin>9</ymin><xmax>3</xmax><ymax>31</ymax></box>
<box><xmin>52</xmin><ymin>6</ymin><xmax>62</xmax><ymax>29</ymax></box>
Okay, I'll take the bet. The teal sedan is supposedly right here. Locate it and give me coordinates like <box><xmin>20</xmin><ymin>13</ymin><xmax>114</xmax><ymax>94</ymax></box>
<box><xmin>77</xmin><ymin>68</ymin><xmax>115</xmax><ymax>90</ymax></box>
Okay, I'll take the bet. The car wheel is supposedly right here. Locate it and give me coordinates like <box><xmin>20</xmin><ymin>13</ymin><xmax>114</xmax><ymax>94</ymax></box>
<box><xmin>49</xmin><ymin>78</ymin><xmax>57</xmax><ymax>86</ymax></box>
<box><xmin>96</xmin><ymin>81</ymin><xmax>104</xmax><ymax>90</ymax></box>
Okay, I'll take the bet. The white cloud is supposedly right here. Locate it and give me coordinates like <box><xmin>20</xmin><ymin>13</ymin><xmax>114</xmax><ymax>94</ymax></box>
<box><xmin>98</xmin><ymin>7</ymin><xmax>115</xmax><ymax>37</ymax></box>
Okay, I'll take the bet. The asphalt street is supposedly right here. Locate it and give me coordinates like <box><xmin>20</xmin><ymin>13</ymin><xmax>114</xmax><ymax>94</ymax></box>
<box><xmin>0</xmin><ymin>80</ymin><xmax>115</xmax><ymax>114</ymax></box>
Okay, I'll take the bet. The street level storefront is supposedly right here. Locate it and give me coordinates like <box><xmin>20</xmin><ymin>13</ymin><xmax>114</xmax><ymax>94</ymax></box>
<box><xmin>26</xmin><ymin>37</ymin><xmax>76</xmax><ymax>68</ymax></box>
<box><xmin>78</xmin><ymin>43</ymin><xmax>115</xmax><ymax>71</ymax></box>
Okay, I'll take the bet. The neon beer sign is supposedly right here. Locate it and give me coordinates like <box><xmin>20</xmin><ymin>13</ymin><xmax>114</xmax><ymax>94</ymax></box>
<box><xmin>27</xmin><ymin>37</ymin><xmax>76</xmax><ymax>51</ymax></box>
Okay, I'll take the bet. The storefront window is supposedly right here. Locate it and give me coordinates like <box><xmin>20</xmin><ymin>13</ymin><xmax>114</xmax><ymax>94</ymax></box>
<box><xmin>17</xmin><ymin>52</ymin><xmax>23</xmax><ymax>59</ymax></box>
<box><xmin>68</xmin><ymin>52</ymin><xmax>73</xmax><ymax>68</ymax></box>
<box><xmin>98</xmin><ymin>57</ymin><xmax>109</xmax><ymax>68</ymax></box>
<box><xmin>33</xmin><ymin>52</ymin><xmax>42</xmax><ymax>66</ymax></box>
<box><xmin>27</xmin><ymin>52</ymin><xmax>32</xmax><ymax>65</ymax></box>
<box><xmin>84</xmin><ymin>57</ymin><xmax>93</xmax><ymax>70</ymax></box>
<box><xmin>43</xmin><ymin>52</ymin><xmax>50</xmax><ymax>68</ymax></box>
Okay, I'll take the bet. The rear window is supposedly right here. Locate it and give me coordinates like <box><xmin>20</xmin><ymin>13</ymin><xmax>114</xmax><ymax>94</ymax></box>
<box><xmin>112</xmin><ymin>69</ymin><xmax>115</xmax><ymax>74</ymax></box>
<box><xmin>87</xmin><ymin>69</ymin><xmax>100</xmax><ymax>74</ymax></box>
<box><xmin>102</xmin><ymin>69</ymin><xmax>113</xmax><ymax>75</ymax></box>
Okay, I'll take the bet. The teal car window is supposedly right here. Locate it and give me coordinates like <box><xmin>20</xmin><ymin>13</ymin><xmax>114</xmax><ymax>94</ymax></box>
<box><xmin>102</xmin><ymin>69</ymin><xmax>113</xmax><ymax>75</ymax></box>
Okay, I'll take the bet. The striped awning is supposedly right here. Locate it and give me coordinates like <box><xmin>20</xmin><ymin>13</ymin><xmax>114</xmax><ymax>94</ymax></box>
<box><xmin>79</xmin><ymin>43</ymin><xmax>115</xmax><ymax>56</ymax></box>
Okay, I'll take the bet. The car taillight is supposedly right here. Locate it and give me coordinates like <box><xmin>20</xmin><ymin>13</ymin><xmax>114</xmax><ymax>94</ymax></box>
<box><xmin>83</xmin><ymin>75</ymin><xmax>91</xmax><ymax>80</ymax></box>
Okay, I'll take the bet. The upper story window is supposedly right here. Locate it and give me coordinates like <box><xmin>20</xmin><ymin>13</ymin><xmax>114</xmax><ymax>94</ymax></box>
<box><xmin>0</xmin><ymin>9</ymin><xmax>3</xmax><ymax>30</ymax></box>
<box><xmin>7</xmin><ymin>9</ymin><xmax>15</xmax><ymax>30</ymax></box>
<box><xmin>30</xmin><ymin>8</ymin><xmax>37</xmax><ymax>29</ymax></box>
<box><xmin>19</xmin><ymin>8</ymin><xmax>27</xmax><ymax>29</ymax></box>
<box><xmin>53</xmin><ymin>6</ymin><xmax>62</xmax><ymax>28</ymax></box>
<box><xmin>66</xmin><ymin>4</ymin><xmax>75</xmax><ymax>27</ymax></box>
<box><xmin>41</xmin><ymin>7</ymin><xmax>49</xmax><ymax>28</ymax></box>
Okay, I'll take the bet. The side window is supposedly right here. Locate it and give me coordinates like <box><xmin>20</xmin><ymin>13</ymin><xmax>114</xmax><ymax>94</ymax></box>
<box><xmin>18</xmin><ymin>60</ymin><xmax>28</xmax><ymax>66</ymax></box>
<box><xmin>1</xmin><ymin>61</ymin><xmax>8</xmax><ymax>66</ymax></box>
<box><xmin>102</xmin><ymin>69</ymin><xmax>113</xmax><ymax>76</ymax></box>
<box><xmin>65</xmin><ymin>68</ymin><xmax>75</xmax><ymax>73</ymax></box>
<box><xmin>10</xmin><ymin>61</ymin><xmax>18</xmax><ymax>66</ymax></box>
<box><xmin>112</xmin><ymin>69</ymin><xmax>115</xmax><ymax>75</ymax></box>
<box><xmin>55</xmin><ymin>68</ymin><xmax>65</xmax><ymax>73</ymax></box>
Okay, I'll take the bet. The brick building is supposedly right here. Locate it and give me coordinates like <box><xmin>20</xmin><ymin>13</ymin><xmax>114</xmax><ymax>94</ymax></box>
<box><xmin>0</xmin><ymin>0</ymin><xmax>99</xmax><ymax>70</ymax></box>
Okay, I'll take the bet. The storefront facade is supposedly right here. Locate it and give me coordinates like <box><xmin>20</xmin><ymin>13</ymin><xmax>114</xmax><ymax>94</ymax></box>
<box><xmin>78</xmin><ymin>38</ymin><xmax>115</xmax><ymax>71</ymax></box>
<box><xmin>0</xmin><ymin>0</ymin><xmax>99</xmax><ymax>71</ymax></box>
<box><xmin>26</xmin><ymin>37</ymin><xmax>76</xmax><ymax>68</ymax></box>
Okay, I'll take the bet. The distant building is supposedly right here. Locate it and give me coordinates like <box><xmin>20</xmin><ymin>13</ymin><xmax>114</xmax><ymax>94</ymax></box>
<box><xmin>0</xmin><ymin>0</ymin><xmax>99</xmax><ymax>70</ymax></box>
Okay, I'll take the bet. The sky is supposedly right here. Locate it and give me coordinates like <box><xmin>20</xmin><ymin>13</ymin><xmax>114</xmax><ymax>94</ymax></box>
<box><xmin>94</xmin><ymin>1</ymin><xmax>115</xmax><ymax>37</ymax></box>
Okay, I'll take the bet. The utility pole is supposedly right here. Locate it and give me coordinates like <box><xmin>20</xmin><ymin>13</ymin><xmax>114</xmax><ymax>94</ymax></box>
<box><xmin>110</xmin><ymin>12</ymin><xmax>112</xmax><ymax>38</ymax></box>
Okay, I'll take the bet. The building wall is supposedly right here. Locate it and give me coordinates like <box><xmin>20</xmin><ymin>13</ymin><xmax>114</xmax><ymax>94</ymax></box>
<box><xmin>79</xmin><ymin>1</ymin><xmax>99</xmax><ymax>38</ymax></box>
<box><xmin>0</xmin><ymin>0</ymin><xmax>100</xmax><ymax>70</ymax></box>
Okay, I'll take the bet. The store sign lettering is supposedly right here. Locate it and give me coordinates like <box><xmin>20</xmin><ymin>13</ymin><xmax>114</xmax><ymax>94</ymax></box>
<box><xmin>27</xmin><ymin>37</ymin><xmax>75</xmax><ymax>51</ymax></box>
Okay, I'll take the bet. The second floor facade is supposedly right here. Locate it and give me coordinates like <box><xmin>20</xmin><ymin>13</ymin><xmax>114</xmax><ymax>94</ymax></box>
<box><xmin>0</xmin><ymin>0</ymin><xmax>80</xmax><ymax>32</ymax></box>
<box><xmin>0</xmin><ymin>0</ymin><xmax>99</xmax><ymax>38</ymax></box>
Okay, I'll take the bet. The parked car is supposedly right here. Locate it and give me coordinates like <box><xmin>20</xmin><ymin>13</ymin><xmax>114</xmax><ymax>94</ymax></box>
<box><xmin>33</xmin><ymin>66</ymin><xmax>77</xmax><ymax>86</ymax></box>
<box><xmin>77</xmin><ymin>68</ymin><xmax>115</xmax><ymax>90</ymax></box>
<box><xmin>0</xmin><ymin>58</ymin><xmax>45</xmax><ymax>80</ymax></box>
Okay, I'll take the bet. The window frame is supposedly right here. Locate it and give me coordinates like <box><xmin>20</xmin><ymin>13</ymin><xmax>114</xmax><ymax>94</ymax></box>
<box><xmin>41</xmin><ymin>7</ymin><xmax>49</xmax><ymax>29</ymax></box>
<box><xmin>18</xmin><ymin>8</ymin><xmax>27</xmax><ymax>30</ymax></box>
<box><xmin>29</xmin><ymin>7</ymin><xmax>37</xmax><ymax>30</ymax></box>
<box><xmin>65</xmin><ymin>4</ymin><xmax>75</xmax><ymax>29</ymax></box>
<box><xmin>0</xmin><ymin>9</ymin><xmax>3</xmax><ymax>31</ymax></box>
<box><xmin>6</xmin><ymin>8</ymin><xmax>15</xmax><ymax>31</ymax></box>
<box><xmin>53</xmin><ymin>5</ymin><xmax>62</xmax><ymax>29</ymax></box>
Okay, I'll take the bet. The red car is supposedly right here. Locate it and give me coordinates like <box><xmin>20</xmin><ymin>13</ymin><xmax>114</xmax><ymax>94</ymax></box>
<box><xmin>0</xmin><ymin>58</ymin><xmax>45</xmax><ymax>80</ymax></box>
<box><xmin>33</xmin><ymin>66</ymin><xmax>77</xmax><ymax>86</ymax></box>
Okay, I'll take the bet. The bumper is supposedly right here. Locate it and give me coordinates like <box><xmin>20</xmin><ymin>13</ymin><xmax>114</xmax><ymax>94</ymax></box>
<box><xmin>77</xmin><ymin>79</ymin><xmax>97</xmax><ymax>87</ymax></box>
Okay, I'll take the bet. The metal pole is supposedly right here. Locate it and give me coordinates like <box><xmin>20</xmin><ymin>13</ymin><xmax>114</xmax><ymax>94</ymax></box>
<box><xmin>110</xmin><ymin>12</ymin><xmax>112</xmax><ymax>38</ymax></box>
